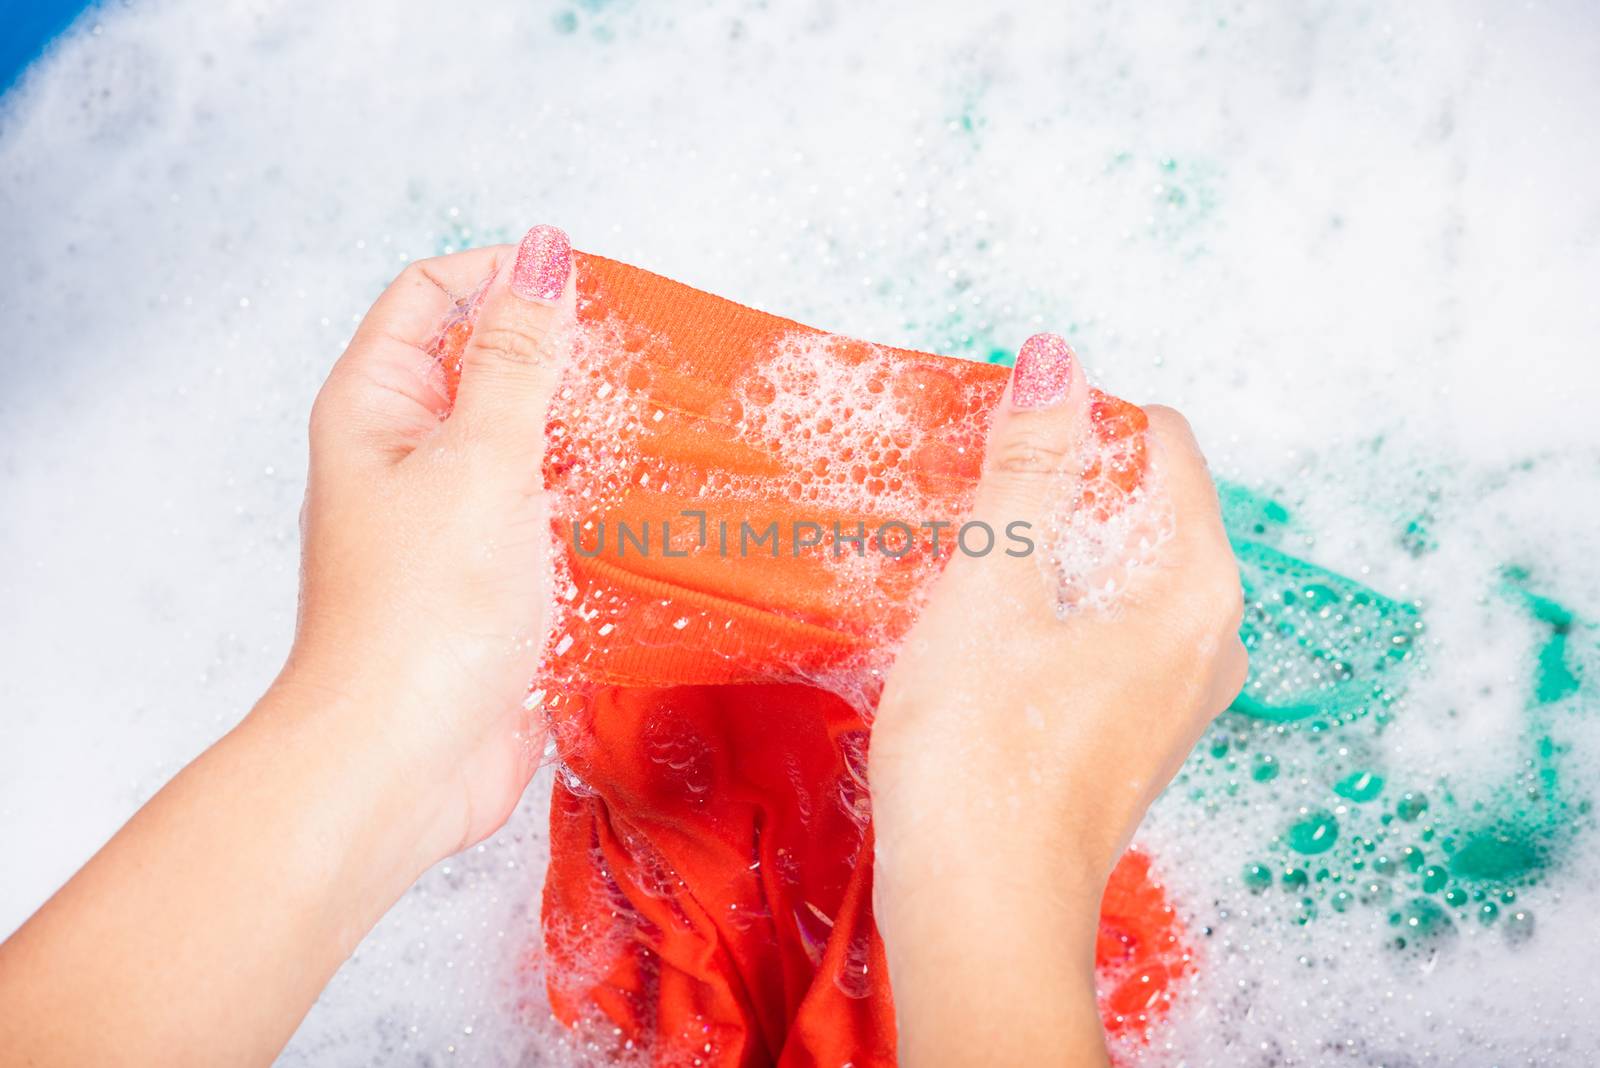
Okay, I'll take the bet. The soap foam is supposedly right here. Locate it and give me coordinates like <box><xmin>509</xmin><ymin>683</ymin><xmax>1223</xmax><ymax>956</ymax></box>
<box><xmin>3</xmin><ymin>0</ymin><xmax>1600</xmax><ymax>1064</ymax></box>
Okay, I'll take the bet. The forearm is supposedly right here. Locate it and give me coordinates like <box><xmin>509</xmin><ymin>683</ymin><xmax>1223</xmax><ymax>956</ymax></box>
<box><xmin>872</xmin><ymin>783</ymin><xmax>1111</xmax><ymax>1067</ymax></box>
<box><xmin>0</xmin><ymin>680</ymin><xmax>437</xmax><ymax>1067</ymax></box>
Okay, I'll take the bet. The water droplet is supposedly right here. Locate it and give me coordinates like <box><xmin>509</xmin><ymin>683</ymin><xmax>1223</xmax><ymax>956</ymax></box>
<box><xmin>1252</xmin><ymin>754</ymin><xmax>1279</xmax><ymax>783</ymax></box>
<box><xmin>1334</xmin><ymin>770</ymin><xmax>1385</xmax><ymax>802</ymax></box>
<box><xmin>1396</xmin><ymin>792</ymin><xmax>1429</xmax><ymax>822</ymax></box>
<box><xmin>1243</xmin><ymin>863</ymin><xmax>1272</xmax><ymax>892</ymax></box>
<box><xmin>1287</xmin><ymin>809</ymin><xmax>1339</xmax><ymax>855</ymax></box>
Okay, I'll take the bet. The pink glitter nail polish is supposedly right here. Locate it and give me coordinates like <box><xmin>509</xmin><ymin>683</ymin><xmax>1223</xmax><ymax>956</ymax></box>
<box><xmin>1011</xmin><ymin>332</ymin><xmax>1075</xmax><ymax>410</ymax></box>
<box><xmin>510</xmin><ymin>224</ymin><xmax>571</xmax><ymax>303</ymax></box>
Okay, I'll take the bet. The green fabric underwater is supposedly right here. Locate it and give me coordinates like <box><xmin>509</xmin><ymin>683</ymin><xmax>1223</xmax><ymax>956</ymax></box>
<box><xmin>1216</xmin><ymin>481</ymin><xmax>1592</xmax><ymax>944</ymax></box>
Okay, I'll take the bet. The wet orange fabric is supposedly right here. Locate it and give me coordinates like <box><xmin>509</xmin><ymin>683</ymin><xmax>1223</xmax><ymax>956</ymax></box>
<box><xmin>430</xmin><ymin>253</ymin><xmax>1191</xmax><ymax>1065</ymax></box>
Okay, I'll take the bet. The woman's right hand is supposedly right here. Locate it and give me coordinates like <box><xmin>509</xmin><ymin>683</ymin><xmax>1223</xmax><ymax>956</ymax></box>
<box><xmin>869</xmin><ymin>333</ymin><xmax>1247</xmax><ymax>1066</ymax></box>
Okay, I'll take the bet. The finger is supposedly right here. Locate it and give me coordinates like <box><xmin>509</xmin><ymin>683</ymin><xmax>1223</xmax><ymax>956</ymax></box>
<box><xmin>348</xmin><ymin>244</ymin><xmax>509</xmax><ymax>358</ymax></box>
<box><xmin>1141</xmin><ymin>405</ymin><xmax>1228</xmax><ymax>542</ymax></box>
<box><xmin>1142</xmin><ymin>404</ymin><xmax>1244</xmax><ymax>631</ymax></box>
<box><xmin>312</xmin><ymin>246</ymin><xmax>510</xmax><ymax>463</ymax></box>
<box><xmin>448</xmin><ymin>224</ymin><xmax>577</xmax><ymax>476</ymax></box>
<box><xmin>971</xmin><ymin>332</ymin><xmax>1091</xmax><ymax>526</ymax></box>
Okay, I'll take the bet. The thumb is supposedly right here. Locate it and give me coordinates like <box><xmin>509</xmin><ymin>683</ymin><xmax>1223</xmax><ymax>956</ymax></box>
<box><xmin>972</xmin><ymin>332</ymin><xmax>1091</xmax><ymax>528</ymax></box>
<box><xmin>450</xmin><ymin>224</ymin><xmax>577</xmax><ymax>472</ymax></box>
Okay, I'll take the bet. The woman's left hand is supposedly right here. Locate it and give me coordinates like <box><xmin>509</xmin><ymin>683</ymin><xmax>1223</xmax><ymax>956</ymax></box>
<box><xmin>281</xmin><ymin>224</ymin><xmax>577</xmax><ymax>868</ymax></box>
<box><xmin>0</xmin><ymin>225</ymin><xmax>577</xmax><ymax>1068</ymax></box>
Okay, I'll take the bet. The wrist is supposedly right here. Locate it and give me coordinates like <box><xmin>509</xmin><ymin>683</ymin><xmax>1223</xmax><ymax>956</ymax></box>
<box><xmin>872</xmin><ymin>816</ymin><xmax>1107</xmax><ymax>1067</ymax></box>
<box><xmin>871</xmin><ymin>683</ymin><xmax>1132</xmax><ymax>888</ymax></box>
<box><xmin>868</xmin><ymin>695</ymin><xmax>1123</xmax><ymax>965</ymax></box>
<box><xmin>250</xmin><ymin>667</ymin><xmax>460</xmax><ymax>885</ymax></box>
<box><xmin>872</xmin><ymin>806</ymin><xmax>1105</xmax><ymax>950</ymax></box>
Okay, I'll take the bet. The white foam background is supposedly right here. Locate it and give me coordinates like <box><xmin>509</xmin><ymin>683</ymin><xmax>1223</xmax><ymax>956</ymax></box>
<box><xmin>3</xmin><ymin>0</ymin><xmax>1599</xmax><ymax>1063</ymax></box>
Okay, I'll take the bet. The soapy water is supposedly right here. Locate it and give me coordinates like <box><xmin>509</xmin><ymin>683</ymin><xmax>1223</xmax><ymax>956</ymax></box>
<box><xmin>4</xmin><ymin>0</ymin><xmax>1600</xmax><ymax>1064</ymax></box>
<box><xmin>1136</xmin><ymin>476</ymin><xmax>1600</xmax><ymax>1065</ymax></box>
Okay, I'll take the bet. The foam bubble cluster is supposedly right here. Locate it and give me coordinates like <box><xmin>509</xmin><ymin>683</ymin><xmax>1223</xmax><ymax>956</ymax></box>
<box><xmin>1039</xmin><ymin>424</ymin><xmax>1170</xmax><ymax>616</ymax></box>
<box><xmin>732</xmin><ymin>333</ymin><xmax>983</xmax><ymax>517</ymax></box>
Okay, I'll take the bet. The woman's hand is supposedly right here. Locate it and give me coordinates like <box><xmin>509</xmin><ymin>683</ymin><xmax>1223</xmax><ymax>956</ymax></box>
<box><xmin>870</xmin><ymin>333</ymin><xmax>1247</xmax><ymax>1066</ymax></box>
<box><xmin>280</xmin><ymin>223</ymin><xmax>575</xmax><ymax>868</ymax></box>
<box><xmin>0</xmin><ymin>226</ymin><xmax>576</xmax><ymax>1068</ymax></box>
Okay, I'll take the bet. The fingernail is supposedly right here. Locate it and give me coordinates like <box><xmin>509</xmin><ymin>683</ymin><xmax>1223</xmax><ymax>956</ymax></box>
<box><xmin>510</xmin><ymin>224</ymin><xmax>572</xmax><ymax>303</ymax></box>
<box><xmin>1011</xmin><ymin>333</ymin><xmax>1075</xmax><ymax>410</ymax></box>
